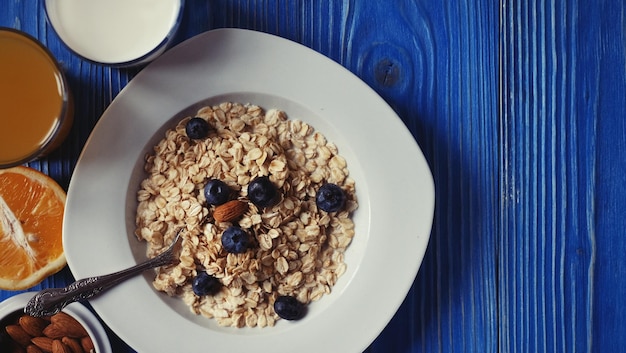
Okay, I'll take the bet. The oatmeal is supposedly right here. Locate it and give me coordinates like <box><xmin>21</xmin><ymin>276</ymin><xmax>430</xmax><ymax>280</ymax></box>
<box><xmin>135</xmin><ymin>102</ymin><xmax>357</xmax><ymax>328</ymax></box>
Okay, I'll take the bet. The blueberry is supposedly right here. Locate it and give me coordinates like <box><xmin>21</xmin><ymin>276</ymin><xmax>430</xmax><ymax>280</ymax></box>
<box><xmin>315</xmin><ymin>183</ymin><xmax>346</xmax><ymax>212</ymax></box>
<box><xmin>192</xmin><ymin>271</ymin><xmax>221</xmax><ymax>296</ymax></box>
<box><xmin>185</xmin><ymin>117</ymin><xmax>211</xmax><ymax>139</ymax></box>
<box><xmin>221</xmin><ymin>226</ymin><xmax>250</xmax><ymax>253</ymax></box>
<box><xmin>204</xmin><ymin>179</ymin><xmax>232</xmax><ymax>205</ymax></box>
<box><xmin>247</xmin><ymin>176</ymin><xmax>278</xmax><ymax>208</ymax></box>
<box><xmin>274</xmin><ymin>295</ymin><xmax>306</xmax><ymax>320</ymax></box>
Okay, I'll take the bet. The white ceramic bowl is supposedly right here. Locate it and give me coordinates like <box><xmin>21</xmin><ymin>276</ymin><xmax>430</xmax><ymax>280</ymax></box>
<box><xmin>62</xmin><ymin>29</ymin><xmax>435</xmax><ymax>353</ymax></box>
<box><xmin>0</xmin><ymin>292</ymin><xmax>111</xmax><ymax>353</ymax></box>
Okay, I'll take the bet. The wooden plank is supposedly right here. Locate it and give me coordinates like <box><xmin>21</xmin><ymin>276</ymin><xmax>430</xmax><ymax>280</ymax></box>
<box><xmin>500</xmin><ymin>0</ymin><xmax>582</xmax><ymax>351</ymax></box>
<box><xmin>585</xmin><ymin>1</ymin><xmax>626</xmax><ymax>352</ymax></box>
<box><xmin>346</xmin><ymin>1</ymin><xmax>499</xmax><ymax>352</ymax></box>
<box><xmin>499</xmin><ymin>0</ymin><xmax>626</xmax><ymax>351</ymax></box>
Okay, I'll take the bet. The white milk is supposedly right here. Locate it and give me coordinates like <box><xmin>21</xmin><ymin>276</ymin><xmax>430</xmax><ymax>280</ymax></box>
<box><xmin>45</xmin><ymin>0</ymin><xmax>182</xmax><ymax>65</ymax></box>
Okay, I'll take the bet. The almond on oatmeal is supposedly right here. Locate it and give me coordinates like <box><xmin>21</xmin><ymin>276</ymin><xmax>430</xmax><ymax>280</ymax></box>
<box><xmin>135</xmin><ymin>102</ymin><xmax>357</xmax><ymax>328</ymax></box>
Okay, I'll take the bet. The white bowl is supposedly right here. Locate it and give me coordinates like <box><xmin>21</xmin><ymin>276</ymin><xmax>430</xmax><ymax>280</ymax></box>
<box><xmin>62</xmin><ymin>29</ymin><xmax>435</xmax><ymax>353</ymax></box>
<box><xmin>0</xmin><ymin>292</ymin><xmax>111</xmax><ymax>353</ymax></box>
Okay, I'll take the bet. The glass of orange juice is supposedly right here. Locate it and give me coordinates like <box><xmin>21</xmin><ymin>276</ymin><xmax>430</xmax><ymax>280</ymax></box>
<box><xmin>0</xmin><ymin>28</ymin><xmax>73</xmax><ymax>168</ymax></box>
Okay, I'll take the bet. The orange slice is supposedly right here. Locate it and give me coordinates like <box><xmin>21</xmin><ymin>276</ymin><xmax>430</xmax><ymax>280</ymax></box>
<box><xmin>0</xmin><ymin>166</ymin><xmax>66</xmax><ymax>290</ymax></box>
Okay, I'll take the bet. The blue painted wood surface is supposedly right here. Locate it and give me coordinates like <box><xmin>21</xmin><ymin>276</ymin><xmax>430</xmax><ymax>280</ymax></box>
<box><xmin>1</xmin><ymin>1</ymin><xmax>625</xmax><ymax>352</ymax></box>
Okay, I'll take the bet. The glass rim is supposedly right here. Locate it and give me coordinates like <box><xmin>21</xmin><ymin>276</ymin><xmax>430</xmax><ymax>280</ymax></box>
<box><xmin>43</xmin><ymin>0</ymin><xmax>185</xmax><ymax>67</ymax></box>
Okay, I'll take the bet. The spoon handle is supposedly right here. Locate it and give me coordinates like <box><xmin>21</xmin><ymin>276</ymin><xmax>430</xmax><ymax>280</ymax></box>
<box><xmin>24</xmin><ymin>232</ymin><xmax>182</xmax><ymax>317</ymax></box>
<box><xmin>24</xmin><ymin>253</ymin><xmax>173</xmax><ymax>317</ymax></box>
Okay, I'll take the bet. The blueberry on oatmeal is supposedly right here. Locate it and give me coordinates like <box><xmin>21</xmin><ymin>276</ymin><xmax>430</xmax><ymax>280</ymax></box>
<box><xmin>247</xmin><ymin>176</ymin><xmax>278</xmax><ymax>208</ymax></box>
<box><xmin>192</xmin><ymin>271</ymin><xmax>221</xmax><ymax>296</ymax></box>
<box><xmin>135</xmin><ymin>102</ymin><xmax>358</xmax><ymax>328</ymax></box>
<box><xmin>204</xmin><ymin>179</ymin><xmax>232</xmax><ymax>205</ymax></box>
<box><xmin>185</xmin><ymin>117</ymin><xmax>211</xmax><ymax>139</ymax></box>
<box><xmin>221</xmin><ymin>226</ymin><xmax>251</xmax><ymax>253</ymax></box>
<box><xmin>274</xmin><ymin>295</ymin><xmax>306</xmax><ymax>320</ymax></box>
<box><xmin>316</xmin><ymin>183</ymin><xmax>346</xmax><ymax>212</ymax></box>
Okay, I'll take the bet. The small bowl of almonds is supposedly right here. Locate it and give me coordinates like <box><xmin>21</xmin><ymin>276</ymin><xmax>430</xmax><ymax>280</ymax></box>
<box><xmin>0</xmin><ymin>292</ymin><xmax>111</xmax><ymax>353</ymax></box>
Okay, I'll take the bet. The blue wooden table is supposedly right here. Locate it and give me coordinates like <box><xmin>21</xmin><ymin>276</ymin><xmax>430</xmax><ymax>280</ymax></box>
<box><xmin>2</xmin><ymin>1</ymin><xmax>625</xmax><ymax>352</ymax></box>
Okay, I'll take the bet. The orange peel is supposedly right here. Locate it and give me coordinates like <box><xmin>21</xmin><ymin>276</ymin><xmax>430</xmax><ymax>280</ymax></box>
<box><xmin>0</xmin><ymin>166</ymin><xmax>66</xmax><ymax>290</ymax></box>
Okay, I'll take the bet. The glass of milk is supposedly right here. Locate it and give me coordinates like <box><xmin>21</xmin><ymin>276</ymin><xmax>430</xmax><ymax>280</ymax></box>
<box><xmin>44</xmin><ymin>0</ymin><xmax>184</xmax><ymax>67</ymax></box>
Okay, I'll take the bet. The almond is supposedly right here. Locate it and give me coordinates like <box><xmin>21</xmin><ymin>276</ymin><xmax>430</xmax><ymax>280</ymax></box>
<box><xmin>61</xmin><ymin>337</ymin><xmax>84</xmax><ymax>353</ymax></box>
<box><xmin>49</xmin><ymin>313</ymin><xmax>87</xmax><ymax>338</ymax></box>
<box><xmin>31</xmin><ymin>337</ymin><xmax>53</xmax><ymax>353</ymax></box>
<box><xmin>19</xmin><ymin>315</ymin><xmax>49</xmax><ymax>337</ymax></box>
<box><xmin>51</xmin><ymin>340</ymin><xmax>71</xmax><ymax>353</ymax></box>
<box><xmin>80</xmin><ymin>336</ymin><xmax>94</xmax><ymax>353</ymax></box>
<box><xmin>213</xmin><ymin>200</ymin><xmax>248</xmax><ymax>222</ymax></box>
<box><xmin>6</xmin><ymin>324</ymin><xmax>33</xmax><ymax>346</ymax></box>
<box><xmin>42</xmin><ymin>325</ymin><xmax>66</xmax><ymax>339</ymax></box>
<box><xmin>27</xmin><ymin>345</ymin><xmax>44</xmax><ymax>353</ymax></box>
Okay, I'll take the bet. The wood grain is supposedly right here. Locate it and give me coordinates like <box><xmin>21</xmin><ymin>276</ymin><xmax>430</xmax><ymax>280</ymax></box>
<box><xmin>353</xmin><ymin>1</ymin><xmax>500</xmax><ymax>352</ymax></box>
<box><xmin>500</xmin><ymin>0</ymin><xmax>594</xmax><ymax>351</ymax></box>
<box><xmin>500</xmin><ymin>0</ymin><xmax>625</xmax><ymax>353</ymax></box>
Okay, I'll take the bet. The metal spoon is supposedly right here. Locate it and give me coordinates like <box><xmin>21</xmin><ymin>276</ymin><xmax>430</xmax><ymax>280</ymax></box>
<box><xmin>24</xmin><ymin>231</ymin><xmax>182</xmax><ymax>317</ymax></box>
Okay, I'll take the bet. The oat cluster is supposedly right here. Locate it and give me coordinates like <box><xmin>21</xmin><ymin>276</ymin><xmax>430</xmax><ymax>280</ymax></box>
<box><xmin>135</xmin><ymin>102</ymin><xmax>357</xmax><ymax>328</ymax></box>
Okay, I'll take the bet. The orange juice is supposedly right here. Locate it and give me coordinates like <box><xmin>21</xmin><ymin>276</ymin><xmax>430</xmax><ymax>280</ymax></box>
<box><xmin>0</xmin><ymin>28</ymin><xmax>73</xmax><ymax>168</ymax></box>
